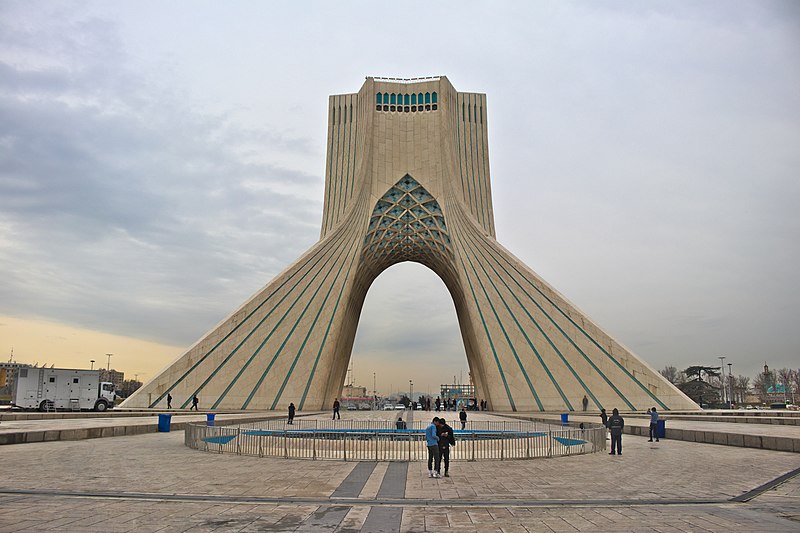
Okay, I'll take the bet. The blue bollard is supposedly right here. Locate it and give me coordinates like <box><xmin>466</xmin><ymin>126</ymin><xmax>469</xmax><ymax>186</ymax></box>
<box><xmin>206</xmin><ymin>413</ymin><xmax>216</xmax><ymax>426</ymax></box>
<box><xmin>560</xmin><ymin>413</ymin><xmax>569</xmax><ymax>425</ymax></box>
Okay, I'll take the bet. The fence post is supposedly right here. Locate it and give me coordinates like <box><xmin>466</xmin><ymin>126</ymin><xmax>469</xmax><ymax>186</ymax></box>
<box><xmin>548</xmin><ymin>427</ymin><xmax>552</xmax><ymax>458</ymax></box>
<box><xmin>471</xmin><ymin>432</ymin><xmax>475</xmax><ymax>461</ymax></box>
<box><xmin>343</xmin><ymin>433</ymin><xmax>347</xmax><ymax>462</ymax></box>
<box><xmin>236</xmin><ymin>427</ymin><xmax>241</xmax><ymax>455</ymax></box>
<box><xmin>284</xmin><ymin>432</ymin><xmax>288</xmax><ymax>458</ymax></box>
<box><xmin>313</xmin><ymin>430</ymin><xmax>317</xmax><ymax>460</ymax></box>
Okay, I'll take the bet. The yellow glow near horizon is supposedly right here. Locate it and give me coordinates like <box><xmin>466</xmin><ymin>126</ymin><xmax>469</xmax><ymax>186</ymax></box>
<box><xmin>0</xmin><ymin>315</ymin><xmax>184</xmax><ymax>382</ymax></box>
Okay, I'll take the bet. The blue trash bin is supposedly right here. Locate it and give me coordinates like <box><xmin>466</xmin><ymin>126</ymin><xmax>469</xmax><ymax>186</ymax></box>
<box><xmin>157</xmin><ymin>413</ymin><xmax>172</xmax><ymax>432</ymax></box>
<box><xmin>656</xmin><ymin>419</ymin><xmax>665</xmax><ymax>439</ymax></box>
<box><xmin>560</xmin><ymin>413</ymin><xmax>569</xmax><ymax>425</ymax></box>
<box><xmin>206</xmin><ymin>413</ymin><xmax>216</xmax><ymax>426</ymax></box>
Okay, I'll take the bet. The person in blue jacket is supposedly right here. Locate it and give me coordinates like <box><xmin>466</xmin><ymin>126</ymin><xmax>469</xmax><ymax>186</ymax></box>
<box><xmin>425</xmin><ymin>417</ymin><xmax>442</xmax><ymax>478</ymax></box>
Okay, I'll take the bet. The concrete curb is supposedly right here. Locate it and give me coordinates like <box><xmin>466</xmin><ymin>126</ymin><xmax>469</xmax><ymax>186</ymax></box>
<box><xmin>0</xmin><ymin>413</ymin><xmax>319</xmax><ymax>446</ymax></box>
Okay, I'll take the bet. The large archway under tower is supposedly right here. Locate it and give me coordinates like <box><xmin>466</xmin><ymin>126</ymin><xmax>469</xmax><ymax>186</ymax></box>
<box><xmin>122</xmin><ymin>76</ymin><xmax>697</xmax><ymax>412</ymax></box>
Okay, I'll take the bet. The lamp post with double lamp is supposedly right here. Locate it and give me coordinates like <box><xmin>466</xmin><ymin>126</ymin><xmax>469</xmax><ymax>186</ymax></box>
<box><xmin>90</xmin><ymin>360</ymin><xmax>95</xmax><ymax>370</ymax></box>
<box><xmin>718</xmin><ymin>356</ymin><xmax>726</xmax><ymax>407</ymax></box>
<box><xmin>106</xmin><ymin>353</ymin><xmax>113</xmax><ymax>371</ymax></box>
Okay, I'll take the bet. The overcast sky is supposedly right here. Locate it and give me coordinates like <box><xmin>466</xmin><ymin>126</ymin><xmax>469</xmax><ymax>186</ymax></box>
<box><xmin>0</xmin><ymin>1</ymin><xmax>798</xmax><ymax>395</ymax></box>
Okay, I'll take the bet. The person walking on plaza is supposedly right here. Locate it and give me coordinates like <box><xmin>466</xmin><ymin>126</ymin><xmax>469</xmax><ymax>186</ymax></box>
<box><xmin>191</xmin><ymin>395</ymin><xmax>198</xmax><ymax>411</ymax></box>
<box><xmin>288</xmin><ymin>402</ymin><xmax>295</xmax><ymax>425</ymax></box>
<box><xmin>426</xmin><ymin>417</ymin><xmax>442</xmax><ymax>478</ymax></box>
<box><xmin>582</xmin><ymin>395</ymin><xmax>589</xmax><ymax>411</ymax></box>
<box><xmin>332</xmin><ymin>398</ymin><xmax>341</xmax><ymax>420</ymax></box>
<box><xmin>435</xmin><ymin>397</ymin><xmax>441</xmax><ymax>412</ymax></box>
<box><xmin>608</xmin><ymin>408</ymin><xmax>624</xmax><ymax>455</ymax></box>
<box><xmin>648</xmin><ymin>407</ymin><xmax>660</xmax><ymax>442</ymax></box>
<box><xmin>167</xmin><ymin>393</ymin><xmax>172</xmax><ymax>409</ymax></box>
<box><xmin>437</xmin><ymin>417</ymin><xmax>456</xmax><ymax>477</ymax></box>
<box><xmin>459</xmin><ymin>407</ymin><xmax>467</xmax><ymax>430</ymax></box>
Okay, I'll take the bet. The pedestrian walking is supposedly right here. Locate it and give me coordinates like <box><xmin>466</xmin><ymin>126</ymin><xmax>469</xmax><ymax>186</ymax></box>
<box><xmin>608</xmin><ymin>408</ymin><xmax>624</xmax><ymax>455</ymax></box>
<box><xmin>435</xmin><ymin>397</ymin><xmax>441</xmax><ymax>412</ymax></box>
<box><xmin>167</xmin><ymin>393</ymin><xmax>172</xmax><ymax>409</ymax></box>
<box><xmin>191</xmin><ymin>395</ymin><xmax>199</xmax><ymax>411</ymax></box>
<box><xmin>426</xmin><ymin>417</ymin><xmax>442</xmax><ymax>478</ymax></box>
<box><xmin>332</xmin><ymin>398</ymin><xmax>341</xmax><ymax>420</ymax></box>
<box><xmin>600</xmin><ymin>408</ymin><xmax>608</xmax><ymax>427</ymax></box>
<box><xmin>459</xmin><ymin>407</ymin><xmax>467</xmax><ymax>430</ymax></box>
<box><xmin>288</xmin><ymin>402</ymin><xmax>295</xmax><ymax>425</ymax></box>
<box><xmin>648</xmin><ymin>407</ymin><xmax>660</xmax><ymax>442</ymax></box>
<box><xmin>437</xmin><ymin>418</ymin><xmax>456</xmax><ymax>477</ymax></box>
<box><xmin>582</xmin><ymin>395</ymin><xmax>589</xmax><ymax>411</ymax></box>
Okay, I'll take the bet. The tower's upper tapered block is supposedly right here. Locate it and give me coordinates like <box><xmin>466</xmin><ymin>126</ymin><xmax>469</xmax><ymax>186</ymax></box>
<box><xmin>122</xmin><ymin>76</ymin><xmax>697</xmax><ymax>412</ymax></box>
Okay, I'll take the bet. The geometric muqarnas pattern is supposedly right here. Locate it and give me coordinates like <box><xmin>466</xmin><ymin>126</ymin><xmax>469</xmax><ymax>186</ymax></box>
<box><xmin>364</xmin><ymin>175</ymin><xmax>452</xmax><ymax>266</ymax></box>
<box><xmin>122</xmin><ymin>76</ymin><xmax>698</xmax><ymax>412</ymax></box>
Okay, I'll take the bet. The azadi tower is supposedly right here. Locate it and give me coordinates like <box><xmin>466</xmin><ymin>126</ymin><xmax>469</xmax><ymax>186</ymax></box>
<box><xmin>123</xmin><ymin>76</ymin><xmax>696</xmax><ymax>412</ymax></box>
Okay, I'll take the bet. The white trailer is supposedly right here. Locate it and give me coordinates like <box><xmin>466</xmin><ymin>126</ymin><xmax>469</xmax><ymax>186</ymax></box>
<box><xmin>11</xmin><ymin>368</ymin><xmax>116</xmax><ymax>412</ymax></box>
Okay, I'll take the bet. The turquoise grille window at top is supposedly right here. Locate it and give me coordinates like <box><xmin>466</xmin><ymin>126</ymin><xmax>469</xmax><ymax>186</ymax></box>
<box><xmin>376</xmin><ymin>91</ymin><xmax>438</xmax><ymax>112</ymax></box>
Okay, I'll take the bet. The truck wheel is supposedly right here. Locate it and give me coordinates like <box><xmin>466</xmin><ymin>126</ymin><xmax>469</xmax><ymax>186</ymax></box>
<box><xmin>39</xmin><ymin>401</ymin><xmax>49</xmax><ymax>412</ymax></box>
<box><xmin>94</xmin><ymin>400</ymin><xmax>108</xmax><ymax>412</ymax></box>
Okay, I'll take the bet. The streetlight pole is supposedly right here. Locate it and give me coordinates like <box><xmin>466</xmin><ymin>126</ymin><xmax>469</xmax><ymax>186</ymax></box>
<box><xmin>409</xmin><ymin>380</ymin><xmax>413</xmax><ymax>410</ymax></box>
<box><xmin>727</xmin><ymin>362</ymin><xmax>733</xmax><ymax>408</ymax></box>
<box><xmin>373</xmin><ymin>372</ymin><xmax>376</xmax><ymax>411</ymax></box>
<box><xmin>106</xmin><ymin>353</ymin><xmax>113</xmax><ymax>371</ymax></box>
<box><xmin>90</xmin><ymin>360</ymin><xmax>95</xmax><ymax>370</ymax></box>
<box><xmin>718</xmin><ymin>356</ymin><xmax>726</xmax><ymax>407</ymax></box>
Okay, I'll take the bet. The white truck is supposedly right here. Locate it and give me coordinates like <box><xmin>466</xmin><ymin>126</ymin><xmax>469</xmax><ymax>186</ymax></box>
<box><xmin>11</xmin><ymin>367</ymin><xmax>116</xmax><ymax>412</ymax></box>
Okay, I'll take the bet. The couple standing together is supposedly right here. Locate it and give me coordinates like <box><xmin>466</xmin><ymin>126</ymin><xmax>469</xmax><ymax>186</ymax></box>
<box><xmin>425</xmin><ymin>417</ymin><xmax>455</xmax><ymax>478</ymax></box>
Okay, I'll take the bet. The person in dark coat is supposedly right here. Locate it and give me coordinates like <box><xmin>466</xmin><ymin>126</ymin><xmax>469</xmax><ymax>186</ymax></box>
<box><xmin>288</xmin><ymin>402</ymin><xmax>295</xmax><ymax>424</ymax></box>
<box><xmin>608</xmin><ymin>408</ymin><xmax>624</xmax><ymax>455</ymax></box>
<box><xmin>396</xmin><ymin>416</ymin><xmax>407</xmax><ymax>430</ymax></box>
<box><xmin>459</xmin><ymin>407</ymin><xmax>467</xmax><ymax>430</ymax></box>
<box><xmin>582</xmin><ymin>395</ymin><xmax>589</xmax><ymax>411</ymax></box>
<box><xmin>167</xmin><ymin>393</ymin><xmax>172</xmax><ymax>409</ymax></box>
<box><xmin>437</xmin><ymin>418</ymin><xmax>456</xmax><ymax>477</ymax></box>
<box><xmin>332</xmin><ymin>398</ymin><xmax>340</xmax><ymax>420</ymax></box>
<box><xmin>191</xmin><ymin>395</ymin><xmax>199</xmax><ymax>411</ymax></box>
<box><xmin>600</xmin><ymin>408</ymin><xmax>608</xmax><ymax>427</ymax></box>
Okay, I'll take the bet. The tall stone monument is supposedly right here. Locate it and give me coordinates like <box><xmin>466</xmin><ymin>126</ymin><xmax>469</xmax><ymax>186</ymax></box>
<box><xmin>122</xmin><ymin>76</ymin><xmax>696</xmax><ymax>411</ymax></box>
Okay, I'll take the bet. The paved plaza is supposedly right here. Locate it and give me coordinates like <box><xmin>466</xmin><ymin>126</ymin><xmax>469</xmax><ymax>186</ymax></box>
<box><xmin>0</xmin><ymin>410</ymin><xmax>798</xmax><ymax>531</ymax></box>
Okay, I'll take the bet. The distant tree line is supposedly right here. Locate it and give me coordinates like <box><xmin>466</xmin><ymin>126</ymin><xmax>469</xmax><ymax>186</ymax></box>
<box><xmin>659</xmin><ymin>364</ymin><xmax>800</xmax><ymax>407</ymax></box>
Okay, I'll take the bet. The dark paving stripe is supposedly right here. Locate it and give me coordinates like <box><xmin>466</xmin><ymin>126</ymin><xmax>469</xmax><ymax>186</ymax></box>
<box><xmin>295</xmin><ymin>505</ymin><xmax>350</xmax><ymax>531</ymax></box>
<box><xmin>0</xmin><ymin>488</ymin><xmax>727</xmax><ymax>507</ymax></box>
<box><xmin>330</xmin><ymin>461</ymin><xmax>377</xmax><ymax>498</ymax></box>
<box><xmin>377</xmin><ymin>462</ymin><xmax>407</xmax><ymax>499</ymax></box>
<box><xmin>730</xmin><ymin>465</ymin><xmax>800</xmax><ymax>502</ymax></box>
<box><xmin>360</xmin><ymin>505</ymin><xmax>402</xmax><ymax>533</ymax></box>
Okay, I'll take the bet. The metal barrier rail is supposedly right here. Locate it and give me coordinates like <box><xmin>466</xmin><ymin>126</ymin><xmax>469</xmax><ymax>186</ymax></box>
<box><xmin>185</xmin><ymin>419</ymin><xmax>607</xmax><ymax>461</ymax></box>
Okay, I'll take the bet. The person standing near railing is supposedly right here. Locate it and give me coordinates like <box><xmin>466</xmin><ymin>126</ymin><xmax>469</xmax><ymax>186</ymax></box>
<box><xmin>608</xmin><ymin>408</ymin><xmax>624</xmax><ymax>455</ymax></box>
<box><xmin>437</xmin><ymin>417</ymin><xmax>456</xmax><ymax>477</ymax></box>
<box><xmin>459</xmin><ymin>407</ymin><xmax>467</xmax><ymax>430</ymax></box>
<box><xmin>332</xmin><ymin>398</ymin><xmax>340</xmax><ymax>420</ymax></box>
<box><xmin>426</xmin><ymin>417</ymin><xmax>442</xmax><ymax>478</ymax></box>
<box><xmin>288</xmin><ymin>402</ymin><xmax>295</xmax><ymax>425</ymax></box>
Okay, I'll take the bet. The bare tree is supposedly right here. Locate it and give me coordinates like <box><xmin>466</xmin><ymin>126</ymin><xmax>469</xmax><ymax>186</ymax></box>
<box><xmin>793</xmin><ymin>370</ymin><xmax>800</xmax><ymax>405</ymax></box>
<box><xmin>659</xmin><ymin>365</ymin><xmax>683</xmax><ymax>385</ymax></box>
<box><xmin>736</xmin><ymin>375</ymin><xmax>750</xmax><ymax>404</ymax></box>
<box><xmin>777</xmin><ymin>368</ymin><xmax>793</xmax><ymax>403</ymax></box>
<box><xmin>752</xmin><ymin>372</ymin><xmax>771</xmax><ymax>404</ymax></box>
